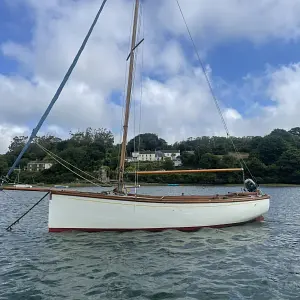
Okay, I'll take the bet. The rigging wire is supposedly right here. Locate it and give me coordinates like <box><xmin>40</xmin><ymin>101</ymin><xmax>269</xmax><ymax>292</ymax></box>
<box><xmin>36</xmin><ymin>143</ymin><xmax>103</xmax><ymax>184</ymax></box>
<box><xmin>176</xmin><ymin>0</ymin><xmax>256</xmax><ymax>182</ymax></box>
<box><xmin>36</xmin><ymin>144</ymin><xmax>101</xmax><ymax>187</ymax></box>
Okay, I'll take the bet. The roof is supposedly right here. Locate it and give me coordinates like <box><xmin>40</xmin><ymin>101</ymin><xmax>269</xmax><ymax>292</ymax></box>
<box><xmin>139</xmin><ymin>151</ymin><xmax>156</xmax><ymax>154</ymax></box>
<box><xmin>134</xmin><ymin>150</ymin><xmax>180</xmax><ymax>155</ymax></box>
<box><xmin>27</xmin><ymin>161</ymin><xmax>53</xmax><ymax>165</ymax></box>
<box><xmin>155</xmin><ymin>151</ymin><xmax>164</xmax><ymax>157</ymax></box>
<box><xmin>161</xmin><ymin>150</ymin><xmax>180</xmax><ymax>153</ymax></box>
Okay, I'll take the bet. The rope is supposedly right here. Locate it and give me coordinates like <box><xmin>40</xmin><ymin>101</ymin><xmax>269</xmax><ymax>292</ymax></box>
<box><xmin>176</xmin><ymin>0</ymin><xmax>256</xmax><ymax>182</ymax></box>
<box><xmin>36</xmin><ymin>144</ymin><xmax>101</xmax><ymax>187</ymax></box>
<box><xmin>36</xmin><ymin>143</ymin><xmax>102</xmax><ymax>184</ymax></box>
<box><xmin>6</xmin><ymin>192</ymin><xmax>50</xmax><ymax>231</ymax></box>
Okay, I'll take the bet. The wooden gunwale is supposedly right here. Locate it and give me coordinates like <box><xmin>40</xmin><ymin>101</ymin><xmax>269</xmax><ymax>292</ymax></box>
<box><xmin>2</xmin><ymin>186</ymin><xmax>269</xmax><ymax>204</ymax></box>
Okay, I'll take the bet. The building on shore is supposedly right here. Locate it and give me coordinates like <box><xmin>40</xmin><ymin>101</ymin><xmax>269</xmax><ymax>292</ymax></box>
<box><xmin>126</xmin><ymin>150</ymin><xmax>182</xmax><ymax>167</ymax></box>
<box><xmin>26</xmin><ymin>161</ymin><xmax>53</xmax><ymax>172</ymax></box>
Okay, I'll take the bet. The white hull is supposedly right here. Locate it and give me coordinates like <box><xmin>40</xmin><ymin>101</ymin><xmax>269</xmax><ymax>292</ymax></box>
<box><xmin>48</xmin><ymin>192</ymin><xmax>270</xmax><ymax>232</ymax></box>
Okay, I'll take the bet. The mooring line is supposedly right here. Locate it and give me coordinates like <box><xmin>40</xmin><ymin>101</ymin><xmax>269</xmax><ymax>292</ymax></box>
<box><xmin>6</xmin><ymin>192</ymin><xmax>50</xmax><ymax>231</ymax></box>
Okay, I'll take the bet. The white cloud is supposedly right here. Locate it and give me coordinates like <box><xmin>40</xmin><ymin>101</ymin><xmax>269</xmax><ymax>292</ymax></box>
<box><xmin>0</xmin><ymin>124</ymin><xmax>29</xmax><ymax>153</ymax></box>
<box><xmin>208</xmin><ymin>62</ymin><xmax>300</xmax><ymax>137</ymax></box>
<box><xmin>155</xmin><ymin>0</ymin><xmax>300</xmax><ymax>45</ymax></box>
<box><xmin>224</xmin><ymin>108</ymin><xmax>242</xmax><ymax>121</ymax></box>
<box><xmin>265</xmin><ymin>63</ymin><xmax>300</xmax><ymax>123</ymax></box>
<box><xmin>1</xmin><ymin>0</ymin><xmax>300</xmax><ymax>155</ymax></box>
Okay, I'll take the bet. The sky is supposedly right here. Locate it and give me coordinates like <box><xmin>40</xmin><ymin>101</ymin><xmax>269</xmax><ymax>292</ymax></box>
<box><xmin>1</xmin><ymin>0</ymin><xmax>300</xmax><ymax>153</ymax></box>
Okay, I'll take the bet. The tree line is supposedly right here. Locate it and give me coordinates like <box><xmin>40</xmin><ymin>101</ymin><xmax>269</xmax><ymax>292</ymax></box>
<box><xmin>1</xmin><ymin>127</ymin><xmax>300</xmax><ymax>185</ymax></box>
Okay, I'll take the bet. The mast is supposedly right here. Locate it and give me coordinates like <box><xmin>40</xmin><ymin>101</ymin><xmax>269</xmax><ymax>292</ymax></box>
<box><xmin>118</xmin><ymin>0</ymin><xmax>140</xmax><ymax>192</ymax></box>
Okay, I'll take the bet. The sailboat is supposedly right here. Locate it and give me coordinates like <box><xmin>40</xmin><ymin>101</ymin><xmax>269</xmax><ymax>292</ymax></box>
<box><xmin>1</xmin><ymin>0</ymin><xmax>270</xmax><ymax>232</ymax></box>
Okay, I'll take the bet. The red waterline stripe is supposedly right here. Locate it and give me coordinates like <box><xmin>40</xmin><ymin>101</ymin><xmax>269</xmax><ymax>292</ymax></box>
<box><xmin>48</xmin><ymin>216</ymin><xmax>264</xmax><ymax>232</ymax></box>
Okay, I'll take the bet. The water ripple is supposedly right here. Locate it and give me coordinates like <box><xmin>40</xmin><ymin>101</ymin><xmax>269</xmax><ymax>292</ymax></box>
<box><xmin>1</xmin><ymin>186</ymin><xmax>300</xmax><ymax>299</ymax></box>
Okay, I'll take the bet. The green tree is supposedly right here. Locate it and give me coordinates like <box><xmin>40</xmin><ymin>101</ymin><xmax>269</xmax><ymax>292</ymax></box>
<box><xmin>3</xmin><ymin>126</ymin><xmax>300</xmax><ymax>185</ymax></box>
<box><xmin>0</xmin><ymin>155</ymin><xmax>8</xmax><ymax>176</ymax></box>
<box><xmin>220</xmin><ymin>154</ymin><xmax>240</xmax><ymax>168</ymax></box>
<box><xmin>180</xmin><ymin>151</ymin><xmax>196</xmax><ymax>167</ymax></box>
<box><xmin>277</xmin><ymin>148</ymin><xmax>300</xmax><ymax>183</ymax></box>
<box><xmin>162</xmin><ymin>158</ymin><xmax>175</xmax><ymax>170</ymax></box>
<box><xmin>198</xmin><ymin>153</ymin><xmax>220</xmax><ymax>169</ymax></box>
<box><xmin>257</xmin><ymin>135</ymin><xmax>288</xmax><ymax>165</ymax></box>
<box><xmin>8</xmin><ymin>136</ymin><xmax>28</xmax><ymax>154</ymax></box>
<box><xmin>288</xmin><ymin>127</ymin><xmax>300</xmax><ymax>137</ymax></box>
<box><xmin>127</xmin><ymin>133</ymin><xmax>168</xmax><ymax>153</ymax></box>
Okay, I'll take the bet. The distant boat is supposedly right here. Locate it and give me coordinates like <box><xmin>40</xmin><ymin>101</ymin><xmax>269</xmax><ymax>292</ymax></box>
<box><xmin>125</xmin><ymin>185</ymin><xmax>140</xmax><ymax>188</ymax></box>
<box><xmin>13</xmin><ymin>184</ymin><xmax>33</xmax><ymax>188</ymax></box>
<box><xmin>54</xmin><ymin>185</ymin><xmax>69</xmax><ymax>189</ymax></box>
<box><xmin>168</xmin><ymin>183</ymin><xmax>179</xmax><ymax>186</ymax></box>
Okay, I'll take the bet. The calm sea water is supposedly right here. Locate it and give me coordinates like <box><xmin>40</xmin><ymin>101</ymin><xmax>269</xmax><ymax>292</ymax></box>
<box><xmin>0</xmin><ymin>185</ymin><xmax>300</xmax><ymax>299</ymax></box>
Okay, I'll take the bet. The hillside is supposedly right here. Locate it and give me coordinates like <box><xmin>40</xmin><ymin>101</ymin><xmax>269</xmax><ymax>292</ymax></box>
<box><xmin>1</xmin><ymin>127</ymin><xmax>300</xmax><ymax>185</ymax></box>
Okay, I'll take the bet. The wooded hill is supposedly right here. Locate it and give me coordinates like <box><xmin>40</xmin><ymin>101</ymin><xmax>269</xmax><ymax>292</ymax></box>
<box><xmin>1</xmin><ymin>127</ymin><xmax>300</xmax><ymax>185</ymax></box>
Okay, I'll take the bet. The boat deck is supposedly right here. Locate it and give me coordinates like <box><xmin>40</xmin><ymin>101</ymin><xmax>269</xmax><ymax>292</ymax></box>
<box><xmin>2</xmin><ymin>186</ymin><xmax>270</xmax><ymax>204</ymax></box>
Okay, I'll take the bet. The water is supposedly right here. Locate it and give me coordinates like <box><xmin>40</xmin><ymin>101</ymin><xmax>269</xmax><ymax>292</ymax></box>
<box><xmin>0</xmin><ymin>185</ymin><xmax>300</xmax><ymax>299</ymax></box>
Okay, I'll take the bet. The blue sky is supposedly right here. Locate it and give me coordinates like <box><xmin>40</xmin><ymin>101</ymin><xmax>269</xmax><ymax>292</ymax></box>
<box><xmin>208</xmin><ymin>39</ymin><xmax>300</xmax><ymax>82</ymax></box>
<box><xmin>206</xmin><ymin>38</ymin><xmax>300</xmax><ymax>111</ymax></box>
<box><xmin>1</xmin><ymin>0</ymin><xmax>300</xmax><ymax>152</ymax></box>
<box><xmin>0</xmin><ymin>1</ymin><xmax>33</xmax><ymax>75</ymax></box>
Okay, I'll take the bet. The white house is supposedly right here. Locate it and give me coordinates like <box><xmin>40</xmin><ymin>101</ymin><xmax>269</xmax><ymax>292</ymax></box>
<box><xmin>133</xmin><ymin>150</ymin><xmax>156</xmax><ymax>161</ymax></box>
<box><xmin>160</xmin><ymin>150</ymin><xmax>180</xmax><ymax>160</ymax></box>
<box><xmin>27</xmin><ymin>161</ymin><xmax>53</xmax><ymax>172</ymax></box>
<box><xmin>126</xmin><ymin>150</ymin><xmax>181</xmax><ymax>165</ymax></box>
